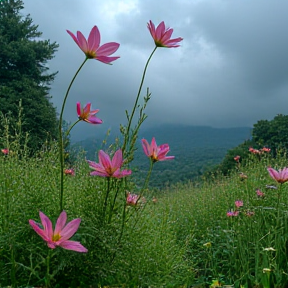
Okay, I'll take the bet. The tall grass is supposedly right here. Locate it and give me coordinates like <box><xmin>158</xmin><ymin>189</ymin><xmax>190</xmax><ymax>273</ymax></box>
<box><xmin>1</xmin><ymin>111</ymin><xmax>288</xmax><ymax>287</ymax></box>
<box><xmin>0</xmin><ymin>136</ymin><xmax>191</xmax><ymax>287</ymax></box>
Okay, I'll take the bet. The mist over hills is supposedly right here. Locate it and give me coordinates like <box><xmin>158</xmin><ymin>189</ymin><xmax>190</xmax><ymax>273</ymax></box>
<box><xmin>72</xmin><ymin>124</ymin><xmax>252</xmax><ymax>188</ymax></box>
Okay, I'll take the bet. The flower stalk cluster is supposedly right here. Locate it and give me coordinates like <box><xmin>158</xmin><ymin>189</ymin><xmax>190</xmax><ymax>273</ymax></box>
<box><xmin>27</xmin><ymin>20</ymin><xmax>182</xmax><ymax>286</ymax></box>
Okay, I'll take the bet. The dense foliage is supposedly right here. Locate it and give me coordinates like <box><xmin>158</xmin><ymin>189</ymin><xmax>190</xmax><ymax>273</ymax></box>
<box><xmin>0</xmin><ymin>0</ymin><xmax>59</xmax><ymax>151</ymax></box>
<box><xmin>1</xmin><ymin>128</ymin><xmax>288</xmax><ymax>287</ymax></box>
<box><xmin>211</xmin><ymin>114</ymin><xmax>288</xmax><ymax>177</ymax></box>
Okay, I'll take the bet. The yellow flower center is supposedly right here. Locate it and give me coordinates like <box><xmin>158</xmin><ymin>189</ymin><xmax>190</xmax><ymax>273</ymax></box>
<box><xmin>85</xmin><ymin>51</ymin><xmax>96</xmax><ymax>59</ymax></box>
<box><xmin>52</xmin><ymin>234</ymin><xmax>61</xmax><ymax>242</ymax></box>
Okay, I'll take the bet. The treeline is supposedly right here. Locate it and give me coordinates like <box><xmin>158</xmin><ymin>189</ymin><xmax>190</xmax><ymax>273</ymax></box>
<box><xmin>206</xmin><ymin>114</ymin><xmax>288</xmax><ymax>177</ymax></box>
<box><xmin>0</xmin><ymin>0</ymin><xmax>58</xmax><ymax>152</ymax></box>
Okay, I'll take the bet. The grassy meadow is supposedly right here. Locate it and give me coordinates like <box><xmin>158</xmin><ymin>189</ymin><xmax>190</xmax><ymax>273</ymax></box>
<box><xmin>1</xmin><ymin>136</ymin><xmax>288</xmax><ymax>288</ymax></box>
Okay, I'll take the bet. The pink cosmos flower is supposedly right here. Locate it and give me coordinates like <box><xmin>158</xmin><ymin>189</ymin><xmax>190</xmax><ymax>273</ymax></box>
<box><xmin>249</xmin><ymin>147</ymin><xmax>261</xmax><ymax>154</ymax></box>
<box><xmin>147</xmin><ymin>20</ymin><xmax>183</xmax><ymax>48</ymax></box>
<box><xmin>77</xmin><ymin>102</ymin><xmax>102</xmax><ymax>124</ymax></box>
<box><xmin>67</xmin><ymin>26</ymin><xmax>120</xmax><ymax>64</ymax></box>
<box><xmin>87</xmin><ymin>149</ymin><xmax>132</xmax><ymax>178</ymax></box>
<box><xmin>142</xmin><ymin>137</ymin><xmax>174</xmax><ymax>162</ymax></box>
<box><xmin>29</xmin><ymin>211</ymin><xmax>87</xmax><ymax>252</ymax></box>
<box><xmin>256</xmin><ymin>189</ymin><xmax>265</xmax><ymax>197</ymax></box>
<box><xmin>1</xmin><ymin>148</ymin><xmax>9</xmax><ymax>155</ymax></box>
<box><xmin>267</xmin><ymin>167</ymin><xmax>288</xmax><ymax>184</ymax></box>
<box><xmin>234</xmin><ymin>155</ymin><xmax>240</xmax><ymax>162</ymax></box>
<box><xmin>227</xmin><ymin>210</ymin><xmax>239</xmax><ymax>217</ymax></box>
<box><xmin>126</xmin><ymin>192</ymin><xmax>140</xmax><ymax>206</ymax></box>
<box><xmin>261</xmin><ymin>147</ymin><xmax>271</xmax><ymax>153</ymax></box>
<box><xmin>64</xmin><ymin>168</ymin><xmax>75</xmax><ymax>176</ymax></box>
<box><xmin>235</xmin><ymin>200</ymin><xmax>243</xmax><ymax>208</ymax></box>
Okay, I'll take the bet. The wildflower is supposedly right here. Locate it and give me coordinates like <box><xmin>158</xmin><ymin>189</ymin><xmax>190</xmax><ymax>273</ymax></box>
<box><xmin>227</xmin><ymin>210</ymin><xmax>239</xmax><ymax>217</ymax></box>
<box><xmin>235</xmin><ymin>200</ymin><xmax>243</xmax><ymax>208</ymax></box>
<box><xmin>1</xmin><ymin>148</ymin><xmax>9</xmax><ymax>155</ymax></box>
<box><xmin>239</xmin><ymin>172</ymin><xmax>248</xmax><ymax>180</ymax></box>
<box><xmin>249</xmin><ymin>147</ymin><xmax>261</xmax><ymax>154</ymax></box>
<box><xmin>210</xmin><ymin>279</ymin><xmax>222</xmax><ymax>288</ymax></box>
<box><xmin>261</xmin><ymin>147</ymin><xmax>271</xmax><ymax>153</ymax></box>
<box><xmin>203</xmin><ymin>242</ymin><xmax>212</xmax><ymax>248</ymax></box>
<box><xmin>64</xmin><ymin>169</ymin><xmax>75</xmax><ymax>176</ymax></box>
<box><xmin>77</xmin><ymin>102</ymin><xmax>102</xmax><ymax>124</ymax></box>
<box><xmin>126</xmin><ymin>192</ymin><xmax>140</xmax><ymax>206</ymax></box>
<box><xmin>234</xmin><ymin>155</ymin><xmax>240</xmax><ymax>162</ymax></box>
<box><xmin>87</xmin><ymin>149</ymin><xmax>131</xmax><ymax>178</ymax></box>
<box><xmin>256</xmin><ymin>189</ymin><xmax>265</xmax><ymax>197</ymax></box>
<box><xmin>147</xmin><ymin>20</ymin><xmax>183</xmax><ymax>48</ymax></box>
<box><xmin>263</xmin><ymin>268</ymin><xmax>272</xmax><ymax>274</ymax></box>
<box><xmin>267</xmin><ymin>167</ymin><xmax>288</xmax><ymax>184</ymax></box>
<box><xmin>29</xmin><ymin>211</ymin><xmax>87</xmax><ymax>252</ymax></box>
<box><xmin>67</xmin><ymin>26</ymin><xmax>120</xmax><ymax>64</ymax></box>
<box><xmin>152</xmin><ymin>197</ymin><xmax>158</xmax><ymax>204</ymax></box>
<box><xmin>263</xmin><ymin>247</ymin><xmax>276</xmax><ymax>251</ymax></box>
<box><xmin>141</xmin><ymin>137</ymin><xmax>174</xmax><ymax>162</ymax></box>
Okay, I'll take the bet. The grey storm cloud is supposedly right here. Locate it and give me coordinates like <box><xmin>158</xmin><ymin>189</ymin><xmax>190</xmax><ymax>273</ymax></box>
<box><xmin>22</xmin><ymin>0</ymin><xmax>288</xmax><ymax>141</ymax></box>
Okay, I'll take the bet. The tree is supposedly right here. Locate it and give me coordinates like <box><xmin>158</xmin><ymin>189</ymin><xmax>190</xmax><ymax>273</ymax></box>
<box><xmin>252</xmin><ymin>114</ymin><xmax>288</xmax><ymax>155</ymax></box>
<box><xmin>0</xmin><ymin>0</ymin><xmax>59</xmax><ymax>151</ymax></box>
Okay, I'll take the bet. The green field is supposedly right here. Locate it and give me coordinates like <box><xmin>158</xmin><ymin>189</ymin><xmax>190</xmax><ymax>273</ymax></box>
<box><xmin>1</xmin><ymin>142</ymin><xmax>288</xmax><ymax>287</ymax></box>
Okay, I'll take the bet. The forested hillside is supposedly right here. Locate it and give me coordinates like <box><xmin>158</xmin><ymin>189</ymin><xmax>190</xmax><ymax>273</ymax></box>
<box><xmin>72</xmin><ymin>124</ymin><xmax>251</xmax><ymax>188</ymax></box>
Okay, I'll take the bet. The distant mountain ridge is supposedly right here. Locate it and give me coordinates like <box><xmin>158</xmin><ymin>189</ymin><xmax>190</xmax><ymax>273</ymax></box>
<box><xmin>72</xmin><ymin>124</ymin><xmax>252</xmax><ymax>188</ymax></box>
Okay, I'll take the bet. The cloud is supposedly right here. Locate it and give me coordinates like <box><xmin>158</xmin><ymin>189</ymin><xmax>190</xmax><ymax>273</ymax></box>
<box><xmin>22</xmin><ymin>0</ymin><xmax>288</xmax><ymax>141</ymax></box>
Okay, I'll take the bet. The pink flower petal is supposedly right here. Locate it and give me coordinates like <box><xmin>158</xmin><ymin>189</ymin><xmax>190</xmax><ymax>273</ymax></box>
<box><xmin>76</xmin><ymin>31</ymin><xmax>88</xmax><ymax>53</ymax></box>
<box><xmin>90</xmin><ymin>170</ymin><xmax>110</xmax><ymax>177</ymax></box>
<box><xmin>59</xmin><ymin>218</ymin><xmax>81</xmax><ymax>241</ymax></box>
<box><xmin>141</xmin><ymin>139</ymin><xmax>150</xmax><ymax>157</ymax></box>
<box><xmin>97</xmin><ymin>42</ymin><xmax>120</xmax><ymax>56</ymax></box>
<box><xmin>98</xmin><ymin>150</ymin><xmax>112</xmax><ymax>170</ymax></box>
<box><xmin>39</xmin><ymin>211</ymin><xmax>53</xmax><ymax>240</ymax></box>
<box><xmin>111</xmin><ymin>149</ymin><xmax>123</xmax><ymax>170</ymax></box>
<box><xmin>59</xmin><ymin>240</ymin><xmax>88</xmax><ymax>253</ymax></box>
<box><xmin>88</xmin><ymin>26</ymin><xmax>100</xmax><ymax>51</ymax></box>
<box><xmin>96</xmin><ymin>55</ymin><xmax>120</xmax><ymax>64</ymax></box>
<box><xmin>76</xmin><ymin>102</ymin><xmax>81</xmax><ymax>117</ymax></box>
<box><xmin>29</xmin><ymin>219</ymin><xmax>49</xmax><ymax>242</ymax></box>
<box><xmin>54</xmin><ymin>211</ymin><xmax>67</xmax><ymax>236</ymax></box>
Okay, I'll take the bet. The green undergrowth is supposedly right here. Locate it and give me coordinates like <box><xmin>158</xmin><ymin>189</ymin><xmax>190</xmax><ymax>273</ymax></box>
<box><xmin>1</xmin><ymin>143</ymin><xmax>288</xmax><ymax>287</ymax></box>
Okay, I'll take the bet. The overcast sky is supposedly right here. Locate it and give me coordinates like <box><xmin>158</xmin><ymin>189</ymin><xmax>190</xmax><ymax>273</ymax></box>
<box><xmin>22</xmin><ymin>0</ymin><xmax>288</xmax><ymax>141</ymax></box>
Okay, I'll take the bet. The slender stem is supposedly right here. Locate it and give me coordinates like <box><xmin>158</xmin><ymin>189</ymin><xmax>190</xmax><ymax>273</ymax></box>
<box><xmin>109</xmin><ymin>182</ymin><xmax>121</xmax><ymax>224</ymax></box>
<box><xmin>142</xmin><ymin>159</ymin><xmax>154</xmax><ymax>192</ymax></box>
<box><xmin>103</xmin><ymin>177</ymin><xmax>111</xmax><ymax>219</ymax></box>
<box><xmin>58</xmin><ymin>58</ymin><xmax>88</xmax><ymax>213</ymax></box>
<box><xmin>122</xmin><ymin>47</ymin><xmax>157</xmax><ymax>154</ymax></box>
<box><xmin>111</xmin><ymin>188</ymin><xmax>127</xmax><ymax>264</ymax></box>
<box><xmin>65</xmin><ymin>119</ymin><xmax>81</xmax><ymax>138</ymax></box>
<box><xmin>45</xmin><ymin>249</ymin><xmax>52</xmax><ymax>288</ymax></box>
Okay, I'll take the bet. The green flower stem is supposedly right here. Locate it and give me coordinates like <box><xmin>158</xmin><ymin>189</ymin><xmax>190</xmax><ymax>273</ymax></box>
<box><xmin>122</xmin><ymin>46</ymin><xmax>157</xmax><ymax>154</ymax></box>
<box><xmin>44</xmin><ymin>249</ymin><xmax>52</xmax><ymax>288</ymax></box>
<box><xmin>111</xmin><ymin>189</ymin><xmax>127</xmax><ymax>264</ymax></box>
<box><xmin>275</xmin><ymin>183</ymin><xmax>283</xmax><ymax>229</ymax></box>
<box><xmin>103</xmin><ymin>177</ymin><xmax>111</xmax><ymax>219</ymax></box>
<box><xmin>65</xmin><ymin>119</ymin><xmax>81</xmax><ymax>138</ymax></box>
<box><xmin>275</xmin><ymin>183</ymin><xmax>283</xmax><ymax>262</ymax></box>
<box><xmin>58</xmin><ymin>58</ymin><xmax>88</xmax><ymax>213</ymax></box>
<box><xmin>108</xmin><ymin>181</ymin><xmax>121</xmax><ymax>224</ymax></box>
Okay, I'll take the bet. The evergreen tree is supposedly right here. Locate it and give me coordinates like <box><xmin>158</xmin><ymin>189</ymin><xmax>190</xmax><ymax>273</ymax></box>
<box><xmin>0</xmin><ymin>0</ymin><xmax>59</xmax><ymax>151</ymax></box>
